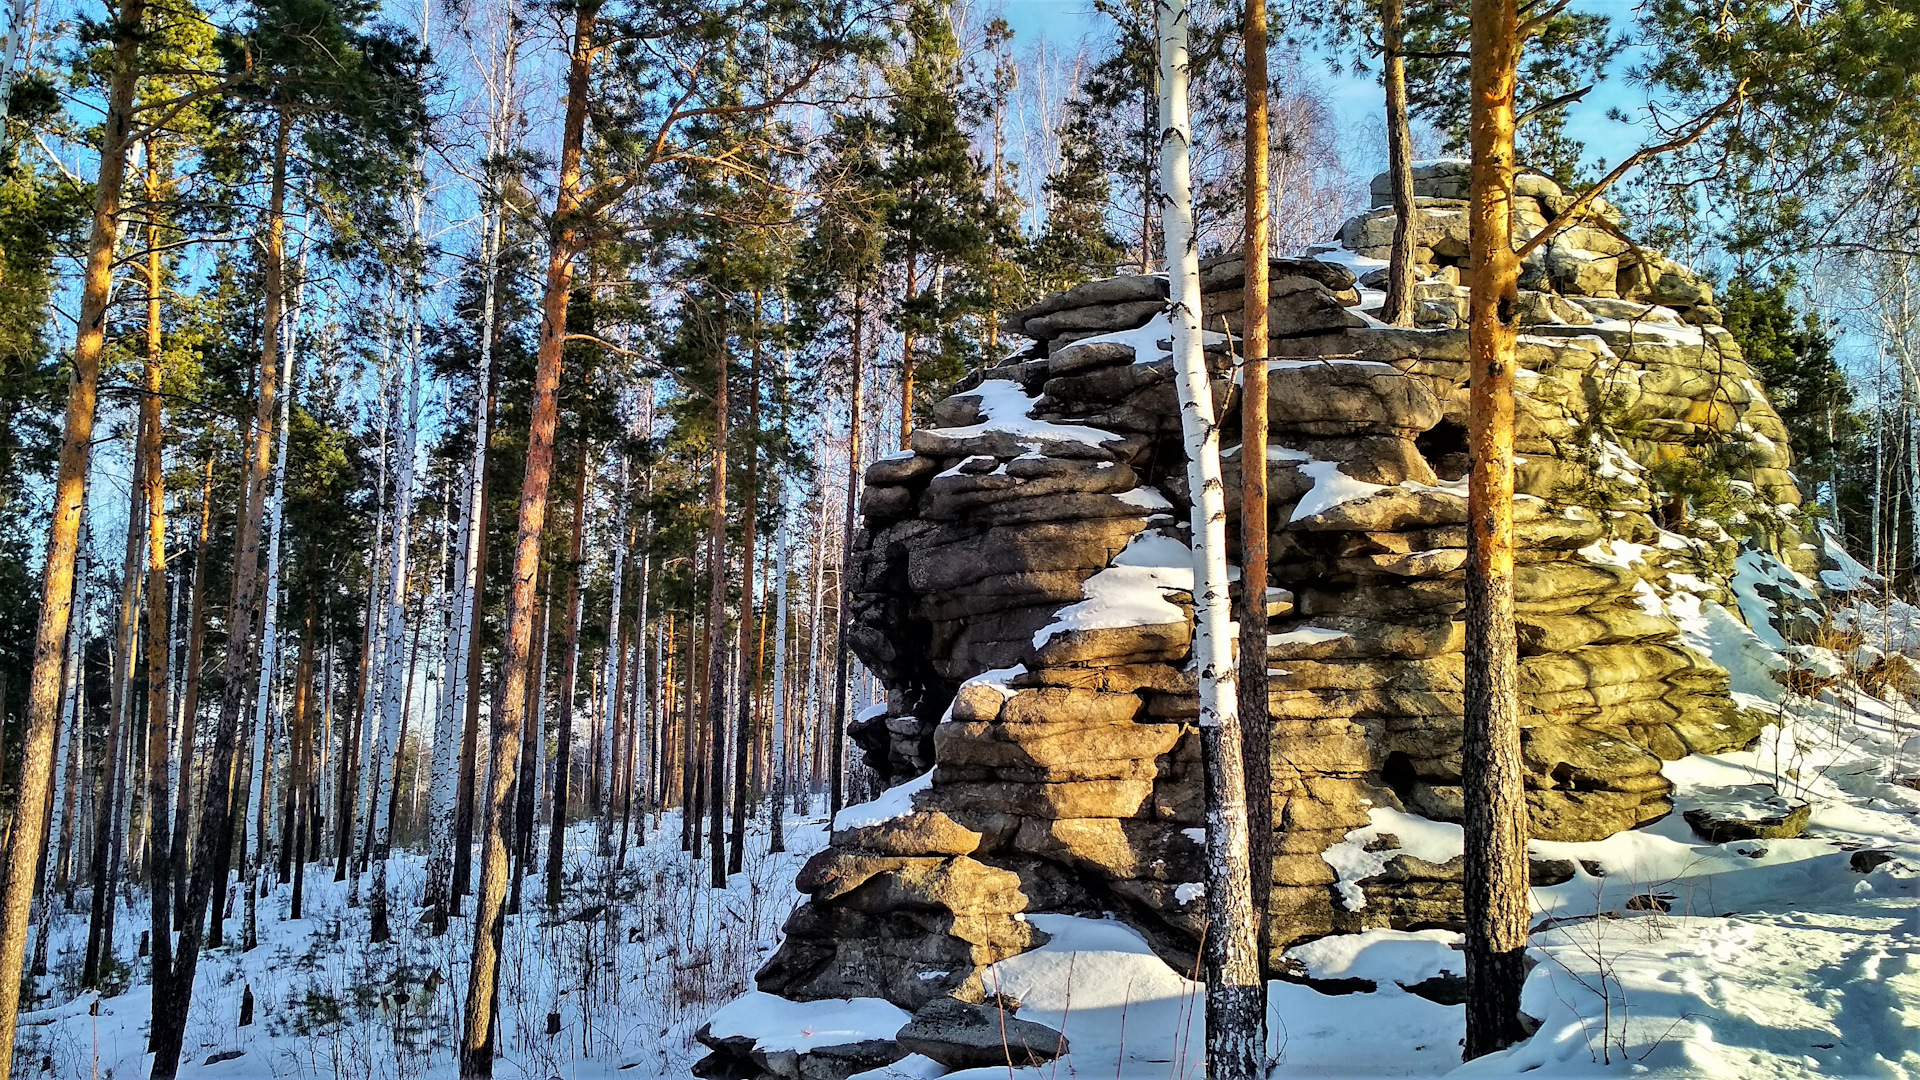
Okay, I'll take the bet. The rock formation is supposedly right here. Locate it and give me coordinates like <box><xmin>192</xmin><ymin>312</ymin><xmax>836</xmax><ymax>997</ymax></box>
<box><xmin>698</xmin><ymin>160</ymin><xmax>1828</xmax><ymax>1078</ymax></box>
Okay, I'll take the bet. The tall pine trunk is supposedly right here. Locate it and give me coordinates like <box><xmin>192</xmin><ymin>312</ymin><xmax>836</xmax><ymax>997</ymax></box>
<box><xmin>1236</xmin><ymin>0</ymin><xmax>1273</xmax><ymax>1015</ymax></box>
<box><xmin>287</xmin><ymin>604</ymin><xmax>315</xmax><ymax>919</ymax></box>
<box><xmin>547</xmin><ymin>449</ymin><xmax>590</xmax><ymax>906</ymax></box>
<box><xmin>172</xmin><ymin>457</ymin><xmax>212</xmax><ymax>926</ymax></box>
<box><xmin>728</xmin><ymin>298</ymin><xmax>763</xmax><ymax>875</ymax></box>
<box><xmin>243</xmin><ymin>254</ymin><xmax>302</xmax><ymax>952</ymax></box>
<box><xmin>828</xmin><ymin>288</ymin><xmax>863</xmax><ymax>815</ymax></box>
<box><xmin>597</xmin><ymin>446</ymin><xmax>630</xmax><ymax>843</ymax></box>
<box><xmin>1463</xmin><ymin>0</ymin><xmax>1529</xmax><ymax>1057</ymax></box>
<box><xmin>369</xmin><ymin>295</ymin><xmax>421</xmax><ymax>946</ymax></box>
<box><xmin>84</xmin><ymin>441</ymin><xmax>142</xmax><ymax>989</ymax></box>
<box><xmin>768</xmin><ymin>538</ymin><xmax>790</xmax><ymax>852</ymax></box>
<box><xmin>0</xmin><ymin>4</ymin><xmax>141</xmax><ymax>1038</ymax></box>
<box><xmin>458</xmin><ymin>2</ymin><xmax>594</xmax><ymax>1071</ymax></box>
<box><xmin>453</xmin><ymin>329</ymin><xmax>501</xmax><ymax>907</ymax></box>
<box><xmin>1157</xmin><ymin>1</ymin><xmax>1261</xmax><ymax>1074</ymax></box>
<box><xmin>706</xmin><ymin>304</ymin><xmax>731</xmax><ymax>888</ymax></box>
<box><xmin>140</xmin><ymin>210</ymin><xmax>177</xmax><ymax>1051</ymax></box>
<box><xmin>152</xmin><ymin>101</ymin><xmax>292</xmax><ymax>1080</ymax></box>
<box><xmin>1380</xmin><ymin>0</ymin><xmax>1418</xmax><ymax>326</ymax></box>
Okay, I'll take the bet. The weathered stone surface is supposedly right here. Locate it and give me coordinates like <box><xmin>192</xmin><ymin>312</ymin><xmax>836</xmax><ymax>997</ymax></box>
<box><xmin>895</xmin><ymin>997</ymin><xmax>1068</xmax><ymax>1069</ymax></box>
<box><xmin>1683</xmin><ymin>787</ymin><xmax>1813</xmax><ymax>842</ymax></box>
<box><xmin>742</xmin><ymin>162</ymin><xmax>1829</xmax><ymax>1039</ymax></box>
<box><xmin>1267</xmin><ymin>362</ymin><xmax>1444</xmax><ymax>431</ymax></box>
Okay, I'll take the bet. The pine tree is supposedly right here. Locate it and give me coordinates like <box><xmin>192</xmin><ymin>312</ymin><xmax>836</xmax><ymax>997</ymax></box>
<box><xmin>0</xmin><ymin>0</ymin><xmax>145</xmax><ymax>1065</ymax></box>
<box><xmin>880</xmin><ymin>0</ymin><xmax>1000</xmax><ymax>442</ymax></box>
<box><xmin>1025</xmin><ymin>98</ymin><xmax>1126</xmax><ymax>296</ymax></box>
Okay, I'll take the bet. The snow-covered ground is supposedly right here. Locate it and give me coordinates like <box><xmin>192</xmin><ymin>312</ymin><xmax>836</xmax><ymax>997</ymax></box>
<box><xmin>727</xmin><ymin>585</ymin><xmax>1920</xmax><ymax>1080</ymax></box>
<box><xmin>22</xmin><ymin>589</ymin><xmax>1920</xmax><ymax>1080</ymax></box>
<box><xmin>14</xmin><ymin>811</ymin><xmax>830</xmax><ymax>1079</ymax></box>
<box><xmin>821</xmin><ymin>677</ymin><xmax>1919</xmax><ymax>1080</ymax></box>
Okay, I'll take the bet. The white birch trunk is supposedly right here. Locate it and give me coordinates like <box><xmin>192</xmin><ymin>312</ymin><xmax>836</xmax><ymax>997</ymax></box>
<box><xmin>242</xmin><ymin>257</ymin><xmax>303</xmax><ymax>948</ymax></box>
<box><xmin>0</xmin><ymin>0</ymin><xmax>36</xmax><ymax>162</ymax></box>
<box><xmin>1155</xmin><ymin>0</ymin><xmax>1263</xmax><ymax>1071</ymax></box>
<box><xmin>596</xmin><ymin>445</ymin><xmax>630</xmax><ymax>854</ymax></box>
<box><xmin>348</xmin><ymin>432</ymin><xmax>389</xmax><ymax>906</ymax></box>
<box><xmin>372</xmin><ymin>304</ymin><xmax>422</xmax><ymax>881</ymax></box>
<box><xmin>769</xmin><ymin>536</ymin><xmax>790</xmax><ymax>847</ymax></box>
<box><xmin>801</xmin><ymin>473</ymin><xmax>829</xmax><ymax>812</ymax></box>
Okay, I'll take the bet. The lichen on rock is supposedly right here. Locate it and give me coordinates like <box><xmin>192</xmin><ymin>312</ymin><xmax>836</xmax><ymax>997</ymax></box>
<box><xmin>697</xmin><ymin>160</ymin><xmax>1830</xmax><ymax>1079</ymax></box>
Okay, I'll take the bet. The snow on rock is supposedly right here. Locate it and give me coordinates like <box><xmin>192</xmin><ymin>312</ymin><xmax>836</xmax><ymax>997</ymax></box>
<box><xmin>846</xmin><ymin>1054</ymin><xmax>950</xmax><ymax>1080</ymax></box>
<box><xmin>833</xmin><ymin>770</ymin><xmax>935</xmax><ymax>831</ymax></box>
<box><xmin>1731</xmin><ymin>548</ymin><xmax>1819</xmax><ymax>651</ymax></box>
<box><xmin>706</xmin><ymin>991</ymin><xmax>912</xmax><ymax>1053</ymax></box>
<box><xmin>1269</xmin><ymin>625</ymin><xmax>1351</xmax><ymax>647</ymax></box>
<box><xmin>1321</xmin><ymin>808</ymin><xmax>1462</xmax><ymax>910</ymax></box>
<box><xmin>1114</xmin><ymin>485</ymin><xmax>1174</xmax><ymax>511</ymax></box>
<box><xmin>1292</xmin><ymin>459</ymin><xmax>1389</xmax><ymax>521</ymax></box>
<box><xmin>914</xmin><ymin>379</ymin><xmax>1117</xmax><ymax>454</ymax></box>
<box><xmin>1289</xmin><ymin>458</ymin><xmax>1471</xmax><ymax>523</ymax></box>
<box><xmin>1820</xmin><ymin>525</ymin><xmax>1881</xmax><ymax>592</ymax></box>
<box><xmin>938</xmin><ymin>665</ymin><xmax>1024</xmax><ymax>722</ymax></box>
<box><xmin>1577</xmin><ymin>537</ymin><xmax>1653</xmax><ymax>570</ymax></box>
<box><xmin>1033</xmin><ymin>529</ymin><xmax>1193</xmax><ymax>648</ymax></box>
<box><xmin>1282</xmin><ymin>929</ymin><xmax>1464</xmax><ymax>988</ymax></box>
<box><xmin>1071</xmin><ymin>310</ymin><xmax>1226</xmax><ymax>366</ymax></box>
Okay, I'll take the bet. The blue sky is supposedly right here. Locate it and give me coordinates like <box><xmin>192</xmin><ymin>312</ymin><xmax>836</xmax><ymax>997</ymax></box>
<box><xmin>988</xmin><ymin>0</ymin><xmax>1660</xmax><ymax>190</ymax></box>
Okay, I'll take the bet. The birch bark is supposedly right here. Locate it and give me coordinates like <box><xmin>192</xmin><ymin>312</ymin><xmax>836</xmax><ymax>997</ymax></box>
<box><xmin>1155</xmin><ymin>0</ymin><xmax>1262</xmax><ymax>1073</ymax></box>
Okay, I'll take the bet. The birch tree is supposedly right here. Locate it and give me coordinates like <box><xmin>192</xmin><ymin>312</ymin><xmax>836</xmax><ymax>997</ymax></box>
<box><xmin>369</xmin><ymin>310</ymin><xmax>421</xmax><ymax>945</ymax></box>
<box><xmin>1157</xmin><ymin>0</ymin><xmax>1262</xmax><ymax>1073</ymax></box>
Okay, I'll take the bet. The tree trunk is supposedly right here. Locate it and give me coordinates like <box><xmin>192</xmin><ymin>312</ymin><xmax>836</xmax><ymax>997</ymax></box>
<box><xmin>803</xmin><ymin>478</ymin><xmax>828</xmax><ymax>814</ymax></box>
<box><xmin>510</xmin><ymin>576</ymin><xmax>550</xmax><ymax>914</ymax></box>
<box><xmin>453</xmin><ymin>339</ymin><xmax>500</xmax><ymax>908</ymax></box>
<box><xmin>626</xmin><ymin>396</ymin><xmax>654</xmax><ymax>850</ymax></box>
<box><xmin>829</xmin><ymin>287</ymin><xmax>863</xmax><ymax>816</ymax></box>
<box><xmin>140</xmin><ymin>211</ymin><xmax>177</xmax><ymax>1052</ymax></box>
<box><xmin>706</xmin><ymin>303</ymin><xmax>731</xmax><ymax>888</ymax></box>
<box><xmin>683</xmin><ymin>604</ymin><xmax>700</xmax><ymax>852</ymax></box>
<box><xmin>34</xmin><ymin>527</ymin><xmax>86</xmax><ymax>983</ymax></box>
<box><xmin>728</xmin><ymin>296</ymin><xmax>764</xmax><ymax>875</ymax></box>
<box><xmin>172</xmin><ymin>456</ymin><xmax>212</xmax><ymax>927</ymax></box>
<box><xmin>152</xmin><ymin>100</ymin><xmax>291</xmax><ymax>1080</ymax></box>
<box><xmin>1463</xmin><ymin>0</ymin><xmax>1530</xmax><ymax>1058</ymax></box>
<box><xmin>0</xmin><ymin>4</ymin><xmax>140</xmax><ymax>1033</ymax></box>
<box><xmin>287</xmin><ymin>604</ymin><xmax>315</xmax><ymax>919</ymax></box>
<box><xmin>769</xmin><ymin>538</ymin><xmax>790</xmax><ymax>852</ymax></box>
<box><xmin>1157</xmin><ymin>2</ymin><xmax>1262</xmax><ymax>1075</ymax></box>
<box><xmin>369</xmin><ymin>316</ymin><xmax>420</xmax><ymax>946</ymax></box>
<box><xmin>1380</xmin><ymin>0</ymin><xmax>1418</xmax><ymax>326</ymax></box>
<box><xmin>338</xmin><ymin>510</ymin><xmax>381</xmax><ymax>886</ymax></box>
<box><xmin>597</xmin><ymin>446</ymin><xmax>630</xmax><ymax>845</ymax></box>
<box><xmin>458</xmin><ymin>2</ymin><xmax>593</xmax><ymax>1071</ymax></box>
<box><xmin>547</xmin><ymin>447</ymin><xmax>590</xmax><ymax>907</ymax></box>
<box><xmin>84</xmin><ymin>440</ymin><xmax>143</xmax><ymax>990</ymax></box>
<box><xmin>1236</xmin><ymin>0</ymin><xmax>1273</xmax><ymax>1008</ymax></box>
<box><xmin>243</xmin><ymin>250</ymin><xmax>303</xmax><ymax>952</ymax></box>
<box><xmin>900</xmin><ymin>249</ymin><xmax>916</xmax><ymax>448</ymax></box>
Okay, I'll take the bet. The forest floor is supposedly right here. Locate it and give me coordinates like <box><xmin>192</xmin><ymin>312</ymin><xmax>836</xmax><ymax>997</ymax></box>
<box><xmin>714</xmin><ymin>677</ymin><xmax>1920</xmax><ymax>1080</ymax></box>
<box><xmin>15</xmin><ymin>609</ymin><xmax>1920</xmax><ymax>1079</ymax></box>
<box><xmin>15</xmin><ymin>810</ymin><xmax>829</xmax><ymax>1079</ymax></box>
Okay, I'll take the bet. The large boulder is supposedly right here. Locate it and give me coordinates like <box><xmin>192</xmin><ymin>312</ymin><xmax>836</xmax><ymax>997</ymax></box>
<box><xmin>716</xmin><ymin>160</ymin><xmax>1828</xmax><ymax>1080</ymax></box>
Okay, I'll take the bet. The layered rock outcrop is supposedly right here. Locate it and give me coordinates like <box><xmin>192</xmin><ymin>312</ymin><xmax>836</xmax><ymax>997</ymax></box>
<box><xmin>700</xmin><ymin>160</ymin><xmax>1821</xmax><ymax>1078</ymax></box>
